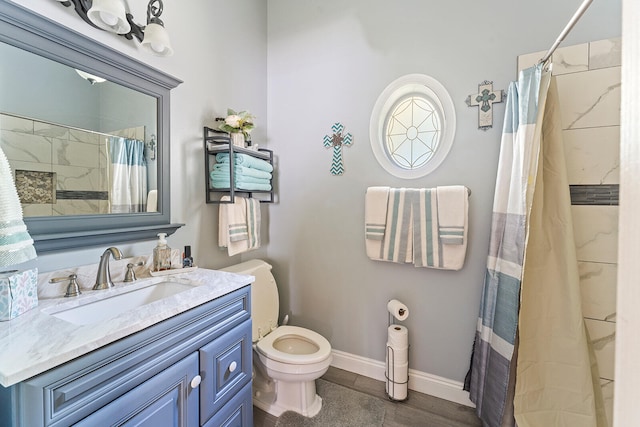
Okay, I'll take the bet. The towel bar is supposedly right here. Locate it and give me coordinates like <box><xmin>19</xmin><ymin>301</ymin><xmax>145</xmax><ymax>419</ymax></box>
<box><xmin>366</xmin><ymin>186</ymin><xmax>471</xmax><ymax>196</ymax></box>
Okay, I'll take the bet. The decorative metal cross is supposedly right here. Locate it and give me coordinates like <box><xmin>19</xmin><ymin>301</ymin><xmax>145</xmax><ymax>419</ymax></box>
<box><xmin>466</xmin><ymin>80</ymin><xmax>504</xmax><ymax>131</ymax></box>
<box><xmin>323</xmin><ymin>122</ymin><xmax>353</xmax><ymax>175</ymax></box>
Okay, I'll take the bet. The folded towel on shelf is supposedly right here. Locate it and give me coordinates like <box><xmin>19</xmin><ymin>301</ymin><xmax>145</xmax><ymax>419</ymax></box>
<box><xmin>210</xmin><ymin>178</ymin><xmax>272</xmax><ymax>191</ymax></box>
<box><xmin>218</xmin><ymin>196</ymin><xmax>262</xmax><ymax>256</ymax></box>
<box><xmin>435</xmin><ymin>185</ymin><xmax>469</xmax><ymax>270</ymax></box>
<box><xmin>215</xmin><ymin>153</ymin><xmax>273</xmax><ymax>173</ymax></box>
<box><xmin>380</xmin><ymin>188</ymin><xmax>414</xmax><ymax>264</ymax></box>
<box><xmin>212</xmin><ymin>164</ymin><xmax>272</xmax><ymax>180</ymax></box>
<box><xmin>364</xmin><ymin>186</ymin><xmax>390</xmax><ymax>260</ymax></box>
<box><xmin>210</xmin><ymin>171</ymin><xmax>271</xmax><ymax>185</ymax></box>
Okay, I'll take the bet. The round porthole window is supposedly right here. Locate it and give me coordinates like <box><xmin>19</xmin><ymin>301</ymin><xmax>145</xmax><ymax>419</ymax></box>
<box><xmin>370</xmin><ymin>74</ymin><xmax>456</xmax><ymax>179</ymax></box>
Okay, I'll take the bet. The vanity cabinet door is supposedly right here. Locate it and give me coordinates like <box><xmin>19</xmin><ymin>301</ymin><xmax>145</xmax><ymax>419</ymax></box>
<box><xmin>73</xmin><ymin>352</ymin><xmax>199</xmax><ymax>427</ymax></box>
<box><xmin>199</xmin><ymin>319</ymin><xmax>252</xmax><ymax>425</ymax></box>
<box><xmin>202</xmin><ymin>382</ymin><xmax>253</xmax><ymax>427</ymax></box>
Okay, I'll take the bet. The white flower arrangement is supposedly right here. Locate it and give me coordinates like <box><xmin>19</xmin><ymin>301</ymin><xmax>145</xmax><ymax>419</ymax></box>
<box><xmin>217</xmin><ymin>108</ymin><xmax>255</xmax><ymax>138</ymax></box>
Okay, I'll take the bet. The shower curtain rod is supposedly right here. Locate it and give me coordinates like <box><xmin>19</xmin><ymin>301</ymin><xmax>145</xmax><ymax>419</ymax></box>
<box><xmin>539</xmin><ymin>0</ymin><xmax>594</xmax><ymax>64</ymax></box>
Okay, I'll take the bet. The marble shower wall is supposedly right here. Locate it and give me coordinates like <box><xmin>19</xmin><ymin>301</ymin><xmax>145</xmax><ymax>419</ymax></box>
<box><xmin>518</xmin><ymin>38</ymin><xmax>620</xmax><ymax>427</ymax></box>
<box><xmin>0</xmin><ymin>113</ymin><xmax>145</xmax><ymax>216</ymax></box>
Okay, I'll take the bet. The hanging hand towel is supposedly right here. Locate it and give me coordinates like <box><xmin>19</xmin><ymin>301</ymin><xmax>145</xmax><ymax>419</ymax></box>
<box><xmin>219</xmin><ymin>196</ymin><xmax>251</xmax><ymax>256</ymax></box>
<box><xmin>412</xmin><ymin>188</ymin><xmax>441</xmax><ymax>268</ymax></box>
<box><xmin>381</xmin><ymin>188</ymin><xmax>413</xmax><ymax>264</ymax></box>
<box><xmin>435</xmin><ymin>185</ymin><xmax>469</xmax><ymax>270</ymax></box>
<box><xmin>245</xmin><ymin>197</ymin><xmax>261</xmax><ymax>251</ymax></box>
<box><xmin>365</xmin><ymin>186</ymin><xmax>390</xmax><ymax>260</ymax></box>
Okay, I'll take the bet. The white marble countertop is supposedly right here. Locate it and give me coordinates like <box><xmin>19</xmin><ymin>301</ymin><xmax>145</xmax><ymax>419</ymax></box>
<box><xmin>0</xmin><ymin>267</ymin><xmax>253</xmax><ymax>387</ymax></box>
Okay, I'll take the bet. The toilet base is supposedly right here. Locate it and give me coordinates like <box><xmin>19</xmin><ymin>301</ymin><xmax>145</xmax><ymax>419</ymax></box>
<box><xmin>253</xmin><ymin>377</ymin><xmax>323</xmax><ymax>418</ymax></box>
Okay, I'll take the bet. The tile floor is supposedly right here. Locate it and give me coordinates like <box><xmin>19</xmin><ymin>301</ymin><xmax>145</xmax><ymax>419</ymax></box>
<box><xmin>253</xmin><ymin>366</ymin><xmax>482</xmax><ymax>427</ymax></box>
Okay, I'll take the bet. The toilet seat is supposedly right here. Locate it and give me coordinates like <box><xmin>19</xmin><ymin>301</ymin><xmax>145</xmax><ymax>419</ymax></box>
<box><xmin>256</xmin><ymin>325</ymin><xmax>331</xmax><ymax>365</ymax></box>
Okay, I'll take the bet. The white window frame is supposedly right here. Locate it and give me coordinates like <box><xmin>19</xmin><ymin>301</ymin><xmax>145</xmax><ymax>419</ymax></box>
<box><xmin>369</xmin><ymin>74</ymin><xmax>456</xmax><ymax>179</ymax></box>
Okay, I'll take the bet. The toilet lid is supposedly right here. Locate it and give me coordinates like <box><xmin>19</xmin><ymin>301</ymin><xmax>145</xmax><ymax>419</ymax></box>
<box><xmin>256</xmin><ymin>325</ymin><xmax>332</xmax><ymax>365</ymax></box>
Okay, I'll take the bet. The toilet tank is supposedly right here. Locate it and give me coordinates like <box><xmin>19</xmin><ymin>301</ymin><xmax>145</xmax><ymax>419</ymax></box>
<box><xmin>221</xmin><ymin>259</ymin><xmax>279</xmax><ymax>343</ymax></box>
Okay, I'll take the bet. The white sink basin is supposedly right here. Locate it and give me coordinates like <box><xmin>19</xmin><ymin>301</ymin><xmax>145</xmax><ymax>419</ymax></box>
<box><xmin>45</xmin><ymin>281</ymin><xmax>196</xmax><ymax>326</ymax></box>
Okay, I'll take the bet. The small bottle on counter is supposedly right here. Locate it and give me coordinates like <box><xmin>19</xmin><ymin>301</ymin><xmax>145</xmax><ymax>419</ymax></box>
<box><xmin>153</xmin><ymin>233</ymin><xmax>172</xmax><ymax>272</ymax></box>
<box><xmin>182</xmin><ymin>245</ymin><xmax>194</xmax><ymax>268</ymax></box>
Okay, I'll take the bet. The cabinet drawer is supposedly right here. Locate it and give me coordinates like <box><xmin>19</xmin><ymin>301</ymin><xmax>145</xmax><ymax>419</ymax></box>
<box><xmin>200</xmin><ymin>319</ymin><xmax>252</xmax><ymax>425</ymax></box>
<box><xmin>74</xmin><ymin>352</ymin><xmax>199</xmax><ymax>427</ymax></box>
<box><xmin>202</xmin><ymin>381</ymin><xmax>253</xmax><ymax>427</ymax></box>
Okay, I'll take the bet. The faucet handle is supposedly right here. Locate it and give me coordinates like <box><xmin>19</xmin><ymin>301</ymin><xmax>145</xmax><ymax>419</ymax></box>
<box><xmin>124</xmin><ymin>262</ymin><xmax>144</xmax><ymax>282</ymax></box>
<box><xmin>49</xmin><ymin>274</ymin><xmax>82</xmax><ymax>298</ymax></box>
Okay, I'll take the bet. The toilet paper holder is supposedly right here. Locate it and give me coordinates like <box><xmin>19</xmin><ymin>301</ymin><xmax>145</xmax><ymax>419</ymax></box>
<box><xmin>386</xmin><ymin>300</ymin><xmax>409</xmax><ymax>402</ymax></box>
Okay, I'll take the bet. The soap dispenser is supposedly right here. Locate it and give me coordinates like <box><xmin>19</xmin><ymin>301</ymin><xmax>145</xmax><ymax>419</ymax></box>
<box><xmin>153</xmin><ymin>233</ymin><xmax>172</xmax><ymax>272</ymax></box>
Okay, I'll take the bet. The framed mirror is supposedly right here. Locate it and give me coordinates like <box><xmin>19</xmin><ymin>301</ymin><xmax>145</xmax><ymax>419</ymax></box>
<box><xmin>0</xmin><ymin>1</ymin><xmax>182</xmax><ymax>252</ymax></box>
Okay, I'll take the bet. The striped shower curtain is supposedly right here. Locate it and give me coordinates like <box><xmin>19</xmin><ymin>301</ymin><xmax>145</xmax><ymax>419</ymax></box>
<box><xmin>109</xmin><ymin>137</ymin><xmax>147</xmax><ymax>213</ymax></box>
<box><xmin>466</xmin><ymin>65</ymin><xmax>606</xmax><ymax>426</ymax></box>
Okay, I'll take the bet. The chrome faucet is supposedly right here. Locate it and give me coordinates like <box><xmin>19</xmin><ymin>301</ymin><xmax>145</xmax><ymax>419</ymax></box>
<box><xmin>93</xmin><ymin>247</ymin><xmax>123</xmax><ymax>290</ymax></box>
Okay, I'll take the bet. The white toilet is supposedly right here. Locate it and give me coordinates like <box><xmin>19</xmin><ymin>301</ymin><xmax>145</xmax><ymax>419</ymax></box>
<box><xmin>222</xmin><ymin>259</ymin><xmax>332</xmax><ymax>417</ymax></box>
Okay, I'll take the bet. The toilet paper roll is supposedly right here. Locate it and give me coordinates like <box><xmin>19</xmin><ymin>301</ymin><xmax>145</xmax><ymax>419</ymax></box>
<box><xmin>386</xmin><ymin>343</ymin><xmax>408</xmax><ymax>363</ymax></box>
<box><xmin>387</xmin><ymin>325</ymin><xmax>409</xmax><ymax>348</ymax></box>
<box><xmin>385</xmin><ymin>361</ymin><xmax>408</xmax><ymax>400</ymax></box>
<box><xmin>387</xmin><ymin>299</ymin><xmax>409</xmax><ymax>321</ymax></box>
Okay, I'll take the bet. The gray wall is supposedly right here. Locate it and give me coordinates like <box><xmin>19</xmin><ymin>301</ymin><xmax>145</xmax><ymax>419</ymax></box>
<box><xmin>265</xmin><ymin>0</ymin><xmax>621</xmax><ymax>382</ymax></box>
<box><xmin>14</xmin><ymin>0</ymin><xmax>621</xmax><ymax>385</ymax></box>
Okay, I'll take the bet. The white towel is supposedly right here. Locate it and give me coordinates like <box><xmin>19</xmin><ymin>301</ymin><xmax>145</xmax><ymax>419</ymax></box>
<box><xmin>219</xmin><ymin>196</ymin><xmax>249</xmax><ymax>256</ymax></box>
<box><xmin>245</xmin><ymin>197</ymin><xmax>261</xmax><ymax>251</ymax></box>
<box><xmin>412</xmin><ymin>188</ymin><xmax>441</xmax><ymax>268</ymax></box>
<box><xmin>365</xmin><ymin>186</ymin><xmax>389</xmax><ymax>260</ymax></box>
<box><xmin>381</xmin><ymin>188</ymin><xmax>413</xmax><ymax>264</ymax></box>
<box><xmin>435</xmin><ymin>185</ymin><xmax>469</xmax><ymax>270</ymax></box>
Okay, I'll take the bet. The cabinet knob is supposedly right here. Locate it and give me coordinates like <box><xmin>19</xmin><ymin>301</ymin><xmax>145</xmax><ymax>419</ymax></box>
<box><xmin>190</xmin><ymin>375</ymin><xmax>202</xmax><ymax>389</ymax></box>
<box><xmin>228</xmin><ymin>361</ymin><xmax>237</xmax><ymax>373</ymax></box>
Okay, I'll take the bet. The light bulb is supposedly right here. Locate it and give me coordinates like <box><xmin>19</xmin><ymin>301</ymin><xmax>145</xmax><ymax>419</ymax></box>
<box><xmin>99</xmin><ymin>11</ymin><xmax>119</xmax><ymax>27</ymax></box>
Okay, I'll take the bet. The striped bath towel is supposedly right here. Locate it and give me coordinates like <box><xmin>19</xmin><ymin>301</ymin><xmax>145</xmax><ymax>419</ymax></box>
<box><xmin>412</xmin><ymin>186</ymin><xmax>469</xmax><ymax>270</ymax></box>
<box><xmin>218</xmin><ymin>196</ymin><xmax>261</xmax><ymax>255</ymax></box>
<box><xmin>412</xmin><ymin>188</ymin><xmax>440</xmax><ymax>268</ymax></box>
<box><xmin>436</xmin><ymin>186</ymin><xmax>467</xmax><ymax>245</ymax></box>
<box><xmin>380</xmin><ymin>188</ymin><xmax>413</xmax><ymax>264</ymax></box>
<box><xmin>365</xmin><ymin>186</ymin><xmax>389</xmax><ymax>260</ymax></box>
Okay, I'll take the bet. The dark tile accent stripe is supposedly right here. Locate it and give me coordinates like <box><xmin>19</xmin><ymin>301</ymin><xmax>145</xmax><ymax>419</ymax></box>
<box><xmin>570</xmin><ymin>184</ymin><xmax>619</xmax><ymax>206</ymax></box>
<box><xmin>56</xmin><ymin>190</ymin><xmax>109</xmax><ymax>200</ymax></box>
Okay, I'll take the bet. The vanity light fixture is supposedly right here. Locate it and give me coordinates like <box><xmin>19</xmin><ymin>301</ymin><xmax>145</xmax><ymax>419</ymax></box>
<box><xmin>55</xmin><ymin>0</ymin><xmax>173</xmax><ymax>57</ymax></box>
<box><xmin>75</xmin><ymin>69</ymin><xmax>107</xmax><ymax>84</ymax></box>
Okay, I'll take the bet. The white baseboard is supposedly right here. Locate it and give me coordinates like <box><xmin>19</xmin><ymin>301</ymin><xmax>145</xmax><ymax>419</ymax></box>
<box><xmin>330</xmin><ymin>349</ymin><xmax>475</xmax><ymax>407</ymax></box>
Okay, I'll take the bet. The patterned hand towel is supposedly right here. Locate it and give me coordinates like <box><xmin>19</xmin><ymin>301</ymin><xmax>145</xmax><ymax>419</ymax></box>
<box><xmin>218</xmin><ymin>196</ymin><xmax>249</xmax><ymax>256</ymax></box>
<box><xmin>365</xmin><ymin>186</ymin><xmax>389</xmax><ymax>260</ymax></box>
<box><xmin>412</xmin><ymin>188</ymin><xmax>441</xmax><ymax>268</ymax></box>
<box><xmin>435</xmin><ymin>186</ymin><xmax>469</xmax><ymax>270</ymax></box>
<box><xmin>245</xmin><ymin>198</ymin><xmax>261</xmax><ymax>250</ymax></box>
<box><xmin>381</xmin><ymin>188</ymin><xmax>413</xmax><ymax>264</ymax></box>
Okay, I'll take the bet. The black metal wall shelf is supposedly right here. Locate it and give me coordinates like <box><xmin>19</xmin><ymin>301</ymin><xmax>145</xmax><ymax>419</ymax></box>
<box><xmin>203</xmin><ymin>126</ymin><xmax>274</xmax><ymax>204</ymax></box>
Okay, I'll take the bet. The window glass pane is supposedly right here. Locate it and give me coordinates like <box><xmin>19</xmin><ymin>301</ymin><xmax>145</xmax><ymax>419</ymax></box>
<box><xmin>385</xmin><ymin>95</ymin><xmax>441</xmax><ymax>169</ymax></box>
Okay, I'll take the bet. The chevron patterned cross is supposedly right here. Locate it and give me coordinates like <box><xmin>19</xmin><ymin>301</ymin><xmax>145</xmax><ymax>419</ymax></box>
<box><xmin>323</xmin><ymin>122</ymin><xmax>353</xmax><ymax>175</ymax></box>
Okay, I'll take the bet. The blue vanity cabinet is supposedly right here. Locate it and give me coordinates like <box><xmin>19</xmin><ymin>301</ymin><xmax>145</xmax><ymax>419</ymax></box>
<box><xmin>0</xmin><ymin>286</ymin><xmax>253</xmax><ymax>427</ymax></box>
<box><xmin>74</xmin><ymin>352</ymin><xmax>200</xmax><ymax>426</ymax></box>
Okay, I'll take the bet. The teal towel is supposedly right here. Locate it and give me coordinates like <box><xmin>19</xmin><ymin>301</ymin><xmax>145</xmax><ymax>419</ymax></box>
<box><xmin>212</xmin><ymin>164</ymin><xmax>272</xmax><ymax>179</ymax></box>
<box><xmin>210</xmin><ymin>178</ymin><xmax>272</xmax><ymax>191</ymax></box>
<box><xmin>215</xmin><ymin>153</ymin><xmax>273</xmax><ymax>173</ymax></box>
<box><xmin>210</xmin><ymin>171</ymin><xmax>270</xmax><ymax>185</ymax></box>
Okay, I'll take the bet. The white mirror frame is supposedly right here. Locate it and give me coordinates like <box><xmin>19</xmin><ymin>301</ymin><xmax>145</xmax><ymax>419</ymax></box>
<box><xmin>370</xmin><ymin>74</ymin><xmax>456</xmax><ymax>179</ymax></box>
